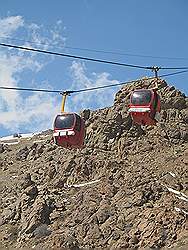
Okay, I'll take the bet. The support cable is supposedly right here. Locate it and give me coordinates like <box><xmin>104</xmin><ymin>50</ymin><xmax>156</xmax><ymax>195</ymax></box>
<box><xmin>0</xmin><ymin>78</ymin><xmax>155</xmax><ymax>95</ymax></box>
<box><xmin>0</xmin><ymin>69</ymin><xmax>187</xmax><ymax>95</ymax></box>
<box><xmin>0</xmin><ymin>42</ymin><xmax>151</xmax><ymax>70</ymax></box>
<box><xmin>1</xmin><ymin>42</ymin><xmax>188</xmax><ymax>71</ymax></box>
<box><xmin>1</xmin><ymin>42</ymin><xmax>188</xmax><ymax>73</ymax></box>
<box><xmin>1</xmin><ymin>35</ymin><xmax>188</xmax><ymax>61</ymax></box>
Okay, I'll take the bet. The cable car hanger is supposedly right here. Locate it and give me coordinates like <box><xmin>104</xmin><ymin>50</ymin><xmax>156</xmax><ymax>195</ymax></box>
<box><xmin>60</xmin><ymin>91</ymin><xmax>72</xmax><ymax>113</ymax></box>
<box><xmin>150</xmin><ymin>66</ymin><xmax>160</xmax><ymax>89</ymax></box>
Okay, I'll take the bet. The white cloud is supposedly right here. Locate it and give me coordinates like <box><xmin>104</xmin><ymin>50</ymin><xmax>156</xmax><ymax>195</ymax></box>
<box><xmin>0</xmin><ymin>92</ymin><xmax>59</xmax><ymax>131</ymax></box>
<box><xmin>50</xmin><ymin>20</ymin><xmax>66</xmax><ymax>47</ymax></box>
<box><xmin>0</xmin><ymin>16</ymin><xmax>24</xmax><ymax>37</ymax></box>
<box><xmin>0</xmin><ymin>16</ymin><xmax>66</xmax><ymax>134</ymax></box>
<box><xmin>69</xmin><ymin>61</ymin><xmax>120</xmax><ymax>111</ymax></box>
<box><xmin>24</xmin><ymin>20</ymin><xmax>66</xmax><ymax>50</ymax></box>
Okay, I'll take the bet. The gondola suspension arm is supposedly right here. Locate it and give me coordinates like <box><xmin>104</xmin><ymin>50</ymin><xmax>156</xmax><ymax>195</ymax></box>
<box><xmin>151</xmin><ymin>66</ymin><xmax>161</xmax><ymax>89</ymax></box>
<box><xmin>60</xmin><ymin>91</ymin><xmax>72</xmax><ymax>113</ymax></box>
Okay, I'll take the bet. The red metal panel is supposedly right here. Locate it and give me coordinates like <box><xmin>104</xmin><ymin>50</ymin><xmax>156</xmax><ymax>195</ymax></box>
<box><xmin>53</xmin><ymin>113</ymin><xmax>85</xmax><ymax>148</ymax></box>
<box><xmin>129</xmin><ymin>89</ymin><xmax>161</xmax><ymax>126</ymax></box>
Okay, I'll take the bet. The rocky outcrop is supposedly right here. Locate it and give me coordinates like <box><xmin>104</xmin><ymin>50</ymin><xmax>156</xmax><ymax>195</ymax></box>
<box><xmin>0</xmin><ymin>78</ymin><xmax>187</xmax><ymax>249</ymax></box>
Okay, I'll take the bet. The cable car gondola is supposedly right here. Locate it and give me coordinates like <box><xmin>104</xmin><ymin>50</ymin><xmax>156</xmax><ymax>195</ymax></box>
<box><xmin>128</xmin><ymin>88</ymin><xmax>161</xmax><ymax>126</ymax></box>
<box><xmin>53</xmin><ymin>92</ymin><xmax>85</xmax><ymax>148</ymax></box>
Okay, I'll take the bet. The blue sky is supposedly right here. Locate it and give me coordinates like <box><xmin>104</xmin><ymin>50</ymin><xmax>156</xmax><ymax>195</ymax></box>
<box><xmin>0</xmin><ymin>0</ymin><xmax>188</xmax><ymax>136</ymax></box>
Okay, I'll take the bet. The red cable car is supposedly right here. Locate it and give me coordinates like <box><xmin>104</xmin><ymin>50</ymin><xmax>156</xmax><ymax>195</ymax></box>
<box><xmin>53</xmin><ymin>92</ymin><xmax>85</xmax><ymax>149</ymax></box>
<box><xmin>128</xmin><ymin>89</ymin><xmax>161</xmax><ymax>126</ymax></box>
<box><xmin>53</xmin><ymin>112</ymin><xmax>85</xmax><ymax>148</ymax></box>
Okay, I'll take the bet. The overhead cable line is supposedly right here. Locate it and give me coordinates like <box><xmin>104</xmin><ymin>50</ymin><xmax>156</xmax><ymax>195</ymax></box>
<box><xmin>0</xmin><ymin>79</ymin><xmax>139</xmax><ymax>94</ymax></box>
<box><xmin>159</xmin><ymin>69</ymin><xmax>188</xmax><ymax>78</ymax></box>
<box><xmin>0</xmin><ymin>69</ymin><xmax>187</xmax><ymax>95</ymax></box>
<box><xmin>1</xmin><ymin>36</ymin><xmax>188</xmax><ymax>61</ymax></box>
<box><xmin>0</xmin><ymin>42</ymin><xmax>150</xmax><ymax>70</ymax></box>
<box><xmin>1</xmin><ymin>42</ymin><xmax>188</xmax><ymax>71</ymax></box>
<box><xmin>0</xmin><ymin>77</ymin><xmax>155</xmax><ymax>95</ymax></box>
<box><xmin>0</xmin><ymin>86</ymin><xmax>61</xmax><ymax>94</ymax></box>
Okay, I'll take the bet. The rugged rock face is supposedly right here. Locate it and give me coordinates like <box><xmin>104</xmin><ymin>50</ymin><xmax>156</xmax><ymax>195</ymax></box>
<box><xmin>0</xmin><ymin>78</ymin><xmax>187</xmax><ymax>249</ymax></box>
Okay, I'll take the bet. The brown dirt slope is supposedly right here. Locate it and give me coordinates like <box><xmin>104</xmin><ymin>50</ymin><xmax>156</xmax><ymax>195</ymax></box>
<box><xmin>0</xmin><ymin>78</ymin><xmax>187</xmax><ymax>249</ymax></box>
